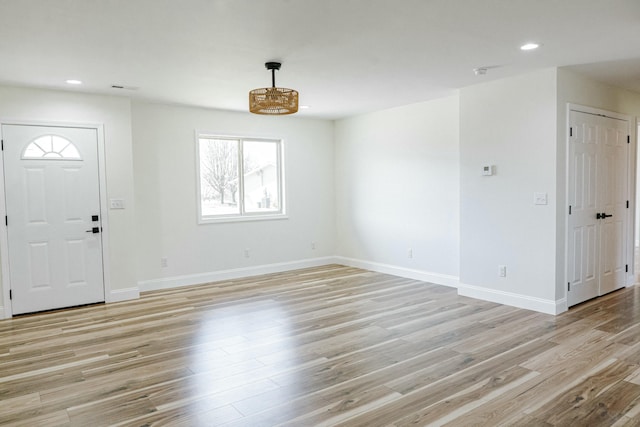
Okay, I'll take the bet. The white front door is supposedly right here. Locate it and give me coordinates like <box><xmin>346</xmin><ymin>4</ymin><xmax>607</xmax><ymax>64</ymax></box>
<box><xmin>2</xmin><ymin>124</ymin><xmax>104</xmax><ymax>315</ymax></box>
<box><xmin>567</xmin><ymin>110</ymin><xmax>629</xmax><ymax>307</ymax></box>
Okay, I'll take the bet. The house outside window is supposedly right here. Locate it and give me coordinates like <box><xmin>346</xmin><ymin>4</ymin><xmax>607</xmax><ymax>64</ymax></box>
<box><xmin>197</xmin><ymin>134</ymin><xmax>285</xmax><ymax>222</ymax></box>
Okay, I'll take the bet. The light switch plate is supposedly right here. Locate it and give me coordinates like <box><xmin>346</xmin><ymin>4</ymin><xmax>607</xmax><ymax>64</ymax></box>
<box><xmin>534</xmin><ymin>192</ymin><xmax>548</xmax><ymax>205</ymax></box>
<box><xmin>110</xmin><ymin>199</ymin><xmax>125</xmax><ymax>209</ymax></box>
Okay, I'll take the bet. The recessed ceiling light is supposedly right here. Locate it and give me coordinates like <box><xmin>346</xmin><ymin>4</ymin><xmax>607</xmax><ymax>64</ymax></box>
<box><xmin>520</xmin><ymin>43</ymin><xmax>540</xmax><ymax>51</ymax></box>
<box><xmin>65</xmin><ymin>79</ymin><xmax>82</xmax><ymax>85</ymax></box>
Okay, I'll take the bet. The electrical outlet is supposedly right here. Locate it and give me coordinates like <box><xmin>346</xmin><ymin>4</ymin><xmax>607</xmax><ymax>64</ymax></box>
<box><xmin>408</xmin><ymin>248</ymin><xmax>413</xmax><ymax>259</ymax></box>
<box><xmin>160</xmin><ymin>257</ymin><xmax>168</xmax><ymax>268</ymax></box>
<box><xmin>244</xmin><ymin>248</ymin><xmax>250</xmax><ymax>258</ymax></box>
<box><xmin>498</xmin><ymin>265</ymin><xmax>507</xmax><ymax>277</ymax></box>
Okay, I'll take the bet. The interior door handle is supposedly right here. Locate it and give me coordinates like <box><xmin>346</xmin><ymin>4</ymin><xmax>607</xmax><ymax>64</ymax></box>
<box><xmin>601</xmin><ymin>213</ymin><xmax>613</xmax><ymax>218</ymax></box>
<box><xmin>85</xmin><ymin>227</ymin><xmax>100</xmax><ymax>234</ymax></box>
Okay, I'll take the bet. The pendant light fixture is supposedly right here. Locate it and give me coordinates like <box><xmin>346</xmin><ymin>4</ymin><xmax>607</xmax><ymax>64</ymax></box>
<box><xmin>249</xmin><ymin>62</ymin><xmax>298</xmax><ymax>115</ymax></box>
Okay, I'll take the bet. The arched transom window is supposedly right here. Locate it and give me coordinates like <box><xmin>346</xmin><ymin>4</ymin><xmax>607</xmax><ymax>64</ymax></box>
<box><xmin>22</xmin><ymin>135</ymin><xmax>82</xmax><ymax>160</ymax></box>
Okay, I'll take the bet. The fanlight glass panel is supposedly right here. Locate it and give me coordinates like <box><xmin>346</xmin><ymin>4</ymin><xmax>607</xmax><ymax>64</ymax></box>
<box><xmin>22</xmin><ymin>135</ymin><xmax>82</xmax><ymax>160</ymax></box>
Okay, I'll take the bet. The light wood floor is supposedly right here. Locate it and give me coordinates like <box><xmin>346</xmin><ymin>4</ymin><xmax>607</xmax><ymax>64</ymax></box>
<box><xmin>2</xmin><ymin>265</ymin><xmax>640</xmax><ymax>426</ymax></box>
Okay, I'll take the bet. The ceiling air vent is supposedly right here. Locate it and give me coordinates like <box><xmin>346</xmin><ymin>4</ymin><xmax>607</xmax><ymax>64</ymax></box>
<box><xmin>110</xmin><ymin>84</ymin><xmax>139</xmax><ymax>91</ymax></box>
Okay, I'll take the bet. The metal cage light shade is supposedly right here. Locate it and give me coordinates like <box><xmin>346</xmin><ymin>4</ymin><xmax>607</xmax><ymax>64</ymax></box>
<box><xmin>249</xmin><ymin>62</ymin><xmax>298</xmax><ymax>115</ymax></box>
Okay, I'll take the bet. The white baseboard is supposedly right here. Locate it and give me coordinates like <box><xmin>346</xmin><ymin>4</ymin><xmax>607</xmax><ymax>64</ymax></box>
<box><xmin>0</xmin><ymin>290</ymin><xmax>139</xmax><ymax>319</ymax></box>
<box><xmin>135</xmin><ymin>255</ymin><xmax>567</xmax><ymax>316</ymax></box>
<box><xmin>107</xmin><ymin>287</ymin><xmax>140</xmax><ymax>303</ymax></box>
<box><xmin>334</xmin><ymin>256</ymin><xmax>460</xmax><ymax>288</ymax></box>
<box><xmin>458</xmin><ymin>282</ymin><xmax>566</xmax><ymax>315</ymax></box>
<box><xmin>555</xmin><ymin>298</ymin><xmax>568</xmax><ymax>314</ymax></box>
<box><xmin>138</xmin><ymin>257</ymin><xmax>340</xmax><ymax>292</ymax></box>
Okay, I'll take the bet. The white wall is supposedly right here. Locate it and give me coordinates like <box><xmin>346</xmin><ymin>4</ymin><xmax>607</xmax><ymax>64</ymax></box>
<box><xmin>459</xmin><ymin>68</ymin><xmax>640</xmax><ymax>313</ymax></box>
<box><xmin>132</xmin><ymin>101</ymin><xmax>335</xmax><ymax>289</ymax></box>
<box><xmin>459</xmin><ymin>69</ymin><xmax>559</xmax><ymax>312</ymax></box>
<box><xmin>334</xmin><ymin>95</ymin><xmax>460</xmax><ymax>285</ymax></box>
<box><xmin>0</xmin><ymin>85</ymin><xmax>138</xmax><ymax>313</ymax></box>
<box><xmin>1</xmin><ymin>71</ymin><xmax>636</xmax><ymax>318</ymax></box>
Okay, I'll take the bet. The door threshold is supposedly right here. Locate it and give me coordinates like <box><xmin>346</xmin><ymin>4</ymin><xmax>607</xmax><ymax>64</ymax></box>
<box><xmin>13</xmin><ymin>301</ymin><xmax>106</xmax><ymax>318</ymax></box>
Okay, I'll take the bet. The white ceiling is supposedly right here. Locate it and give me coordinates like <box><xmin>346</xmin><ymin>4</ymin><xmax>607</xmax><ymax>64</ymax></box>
<box><xmin>1</xmin><ymin>0</ymin><xmax>639</xmax><ymax>119</ymax></box>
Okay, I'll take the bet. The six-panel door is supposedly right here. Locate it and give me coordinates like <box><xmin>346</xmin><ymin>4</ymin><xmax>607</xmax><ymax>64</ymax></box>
<box><xmin>567</xmin><ymin>111</ymin><xmax>629</xmax><ymax>307</ymax></box>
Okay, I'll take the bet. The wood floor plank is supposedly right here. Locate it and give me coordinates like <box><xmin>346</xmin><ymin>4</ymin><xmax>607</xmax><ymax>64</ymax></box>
<box><xmin>2</xmin><ymin>264</ymin><xmax>640</xmax><ymax>425</ymax></box>
<box><xmin>1</xmin><ymin>409</ymin><xmax>70</xmax><ymax>427</ymax></box>
<box><xmin>278</xmin><ymin>385</ymin><xmax>401</xmax><ymax>427</ymax></box>
<box><xmin>0</xmin><ymin>392</ymin><xmax>42</xmax><ymax>419</ymax></box>
<box><xmin>527</xmin><ymin>359</ymin><xmax>640</xmax><ymax>425</ymax></box>
<box><xmin>393</xmin><ymin>367</ymin><xmax>540</xmax><ymax>427</ymax></box>
<box><xmin>331</xmin><ymin>339</ymin><xmax>558</xmax><ymax>426</ymax></box>
<box><xmin>66</xmin><ymin>393</ymin><xmax>158</xmax><ymax>426</ymax></box>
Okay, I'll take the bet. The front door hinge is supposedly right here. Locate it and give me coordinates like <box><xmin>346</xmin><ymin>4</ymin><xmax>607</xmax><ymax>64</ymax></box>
<box><xmin>570</xmin><ymin>127</ymin><xmax>573</xmax><ymax>137</ymax></box>
<box><xmin>628</xmin><ymin>135</ymin><xmax>631</xmax><ymax>144</ymax></box>
<box><xmin>5</xmin><ymin>216</ymin><xmax>7</xmax><ymax>226</ymax></box>
<box><xmin>568</xmin><ymin>282</ymin><xmax>571</xmax><ymax>292</ymax></box>
<box><xmin>9</xmin><ymin>290</ymin><xmax>11</xmax><ymax>300</ymax></box>
<box><xmin>569</xmin><ymin>205</ymin><xmax>572</xmax><ymax>215</ymax></box>
<box><xmin>1</xmin><ymin>139</ymin><xmax>3</xmax><ymax>150</ymax></box>
<box><xmin>626</xmin><ymin>264</ymin><xmax>629</xmax><ymax>273</ymax></box>
<box><xmin>627</xmin><ymin>200</ymin><xmax>630</xmax><ymax>209</ymax></box>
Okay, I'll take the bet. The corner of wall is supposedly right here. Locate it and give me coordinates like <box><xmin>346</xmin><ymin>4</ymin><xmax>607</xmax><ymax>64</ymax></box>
<box><xmin>335</xmin><ymin>256</ymin><xmax>459</xmax><ymax>289</ymax></box>
<box><xmin>107</xmin><ymin>287</ymin><xmax>140</xmax><ymax>303</ymax></box>
<box><xmin>459</xmin><ymin>69</ymin><xmax>559</xmax><ymax>306</ymax></box>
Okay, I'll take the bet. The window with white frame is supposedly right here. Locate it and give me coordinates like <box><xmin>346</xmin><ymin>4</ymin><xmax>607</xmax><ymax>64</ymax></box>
<box><xmin>197</xmin><ymin>135</ymin><xmax>284</xmax><ymax>222</ymax></box>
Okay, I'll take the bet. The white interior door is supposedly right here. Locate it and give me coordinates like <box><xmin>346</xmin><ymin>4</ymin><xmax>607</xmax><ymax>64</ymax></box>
<box><xmin>567</xmin><ymin>111</ymin><xmax>600</xmax><ymax>306</ymax></box>
<box><xmin>567</xmin><ymin>110</ymin><xmax>629</xmax><ymax>307</ymax></box>
<box><xmin>599</xmin><ymin>118</ymin><xmax>629</xmax><ymax>294</ymax></box>
<box><xmin>2</xmin><ymin>124</ymin><xmax>104</xmax><ymax>315</ymax></box>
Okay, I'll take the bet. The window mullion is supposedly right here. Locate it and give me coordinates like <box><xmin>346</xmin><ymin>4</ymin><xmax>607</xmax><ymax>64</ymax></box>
<box><xmin>238</xmin><ymin>139</ymin><xmax>245</xmax><ymax>215</ymax></box>
<box><xmin>276</xmin><ymin>141</ymin><xmax>283</xmax><ymax>214</ymax></box>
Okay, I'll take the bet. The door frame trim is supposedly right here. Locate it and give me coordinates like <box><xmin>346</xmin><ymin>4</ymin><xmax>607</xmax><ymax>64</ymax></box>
<box><xmin>564</xmin><ymin>103</ymin><xmax>636</xmax><ymax>308</ymax></box>
<box><xmin>0</xmin><ymin>120</ymin><xmax>112</xmax><ymax>318</ymax></box>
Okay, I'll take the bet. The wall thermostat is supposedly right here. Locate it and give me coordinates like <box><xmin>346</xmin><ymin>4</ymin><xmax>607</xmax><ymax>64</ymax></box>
<box><xmin>482</xmin><ymin>165</ymin><xmax>493</xmax><ymax>176</ymax></box>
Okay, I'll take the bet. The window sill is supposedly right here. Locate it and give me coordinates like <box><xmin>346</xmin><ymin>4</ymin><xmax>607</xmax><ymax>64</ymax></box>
<box><xmin>198</xmin><ymin>214</ymin><xmax>289</xmax><ymax>225</ymax></box>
